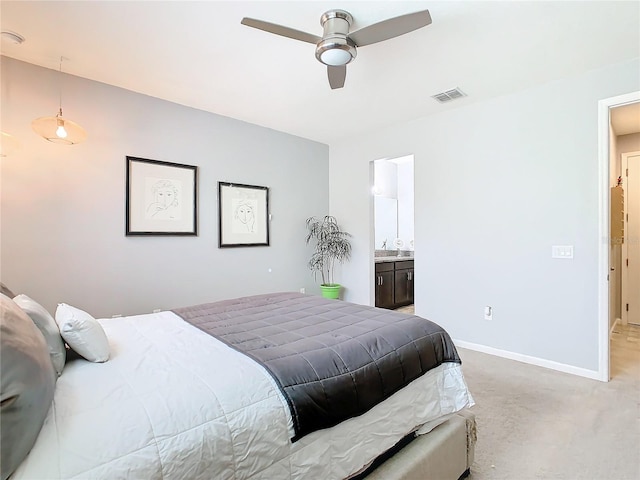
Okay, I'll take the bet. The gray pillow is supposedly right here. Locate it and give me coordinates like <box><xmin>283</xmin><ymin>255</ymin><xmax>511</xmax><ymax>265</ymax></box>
<box><xmin>0</xmin><ymin>282</ymin><xmax>15</xmax><ymax>298</ymax></box>
<box><xmin>0</xmin><ymin>294</ymin><xmax>55</xmax><ymax>480</ymax></box>
<box><xmin>13</xmin><ymin>294</ymin><xmax>66</xmax><ymax>376</ymax></box>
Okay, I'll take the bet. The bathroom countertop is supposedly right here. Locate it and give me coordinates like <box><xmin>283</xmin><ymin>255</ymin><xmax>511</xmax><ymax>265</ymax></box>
<box><xmin>374</xmin><ymin>256</ymin><xmax>414</xmax><ymax>263</ymax></box>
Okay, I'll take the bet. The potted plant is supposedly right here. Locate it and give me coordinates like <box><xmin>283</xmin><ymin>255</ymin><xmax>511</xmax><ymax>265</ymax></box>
<box><xmin>305</xmin><ymin>215</ymin><xmax>352</xmax><ymax>299</ymax></box>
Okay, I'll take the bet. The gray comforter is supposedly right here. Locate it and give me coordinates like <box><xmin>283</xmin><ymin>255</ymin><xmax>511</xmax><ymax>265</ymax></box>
<box><xmin>173</xmin><ymin>292</ymin><xmax>460</xmax><ymax>441</ymax></box>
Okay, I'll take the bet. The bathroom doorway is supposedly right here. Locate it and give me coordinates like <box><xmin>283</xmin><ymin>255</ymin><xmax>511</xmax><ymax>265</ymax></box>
<box><xmin>372</xmin><ymin>155</ymin><xmax>415</xmax><ymax>311</ymax></box>
<box><xmin>599</xmin><ymin>91</ymin><xmax>640</xmax><ymax>381</ymax></box>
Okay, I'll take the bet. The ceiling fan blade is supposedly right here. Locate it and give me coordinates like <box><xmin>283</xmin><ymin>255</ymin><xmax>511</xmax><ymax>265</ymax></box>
<box><xmin>348</xmin><ymin>10</ymin><xmax>432</xmax><ymax>47</ymax></box>
<box><xmin>328</xmin><ymin>65</ymin><xmax>346</xmax><ymax>89</ymax></box>
<box><xmin>241</xmin><ymin>18</ymin><xmax>321</xmax><ymax>44</ymax></box>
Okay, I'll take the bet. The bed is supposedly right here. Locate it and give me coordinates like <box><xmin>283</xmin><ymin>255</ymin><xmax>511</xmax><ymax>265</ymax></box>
<box><xmin>1</xmin><ymin>290</ymin><xmax>475</xmax><ymax>480</ymax></box>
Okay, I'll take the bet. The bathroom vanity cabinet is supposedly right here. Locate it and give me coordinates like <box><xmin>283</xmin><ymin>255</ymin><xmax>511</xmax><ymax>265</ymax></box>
<box><xmin>375</xmin><ymin>259</ymin><xmax>414</xmax><ymax>309</ymax></box>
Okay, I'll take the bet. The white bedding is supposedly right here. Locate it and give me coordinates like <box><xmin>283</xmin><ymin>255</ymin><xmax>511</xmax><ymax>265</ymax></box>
<box><xmin>14</xmin><ymin>311</ymin><xmax>473</xmax><ymax>479</ymax></box>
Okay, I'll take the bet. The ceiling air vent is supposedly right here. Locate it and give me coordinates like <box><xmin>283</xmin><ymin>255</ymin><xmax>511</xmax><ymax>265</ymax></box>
<box><xmin>432</xmin><ymin>88</ymin><xmax>466</xmax><ymax>103</ymax></box>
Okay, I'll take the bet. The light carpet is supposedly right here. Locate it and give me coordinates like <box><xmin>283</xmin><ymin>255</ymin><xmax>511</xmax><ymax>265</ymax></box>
<box><xmin>458</xmin><ymin>322</ymin><xmax>640</xmax><ymax>480</ymax></box>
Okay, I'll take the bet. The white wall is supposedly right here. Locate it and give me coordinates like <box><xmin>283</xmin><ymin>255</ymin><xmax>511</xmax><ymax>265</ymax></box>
<box><xmin>1</xmin><ymin>57</ymin><xmax>329</xmax><ymax>317</ymax></box>
<box><xmin>329</xmin><ymin>58</ymin><xmax>640</xmax><ymax>373</ymax></box>
<box><xmin>617</xmin><ymin>132</ymin><xmax>640</xmax><ymax>155</ymax></box>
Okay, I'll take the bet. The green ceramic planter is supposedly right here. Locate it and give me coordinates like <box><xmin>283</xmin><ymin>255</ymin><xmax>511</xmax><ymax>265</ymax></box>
<box><xmin>320</xmin><ymin>284</ymin><xmax>341</xmax><ymax>300</ymax></box>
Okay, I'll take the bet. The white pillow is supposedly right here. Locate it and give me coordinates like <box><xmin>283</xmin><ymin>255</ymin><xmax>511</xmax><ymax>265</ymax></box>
<box><xmin>55</xmin><ymin>303</ymin><xmax>109</xmax><ymax>363</ymax></box>
<box><xmin>13</xmin><ymin>294</ymin><xmax>66</xmax><ymax>376</ymax></box>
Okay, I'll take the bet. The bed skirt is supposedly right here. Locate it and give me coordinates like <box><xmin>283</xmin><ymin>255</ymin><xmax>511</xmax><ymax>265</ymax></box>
<box><xmin>361</xmin><ymin>410</ymin><xmax>476</xmax><ymax>480</ymax></box>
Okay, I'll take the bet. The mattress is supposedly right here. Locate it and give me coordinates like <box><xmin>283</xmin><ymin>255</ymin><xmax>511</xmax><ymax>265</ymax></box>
<box><xmin>174</xmin><ymin>292</ymin><xmax>462</xmax><ymax>441</ymax></box>
<box><xmin>13</xmin><ymin>309</ymin><xmax>473</xmax><ymax>479</ymax></box>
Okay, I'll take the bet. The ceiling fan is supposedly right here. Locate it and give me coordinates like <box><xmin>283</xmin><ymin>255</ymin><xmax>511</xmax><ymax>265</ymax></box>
<box><xmin>241</xmin><ymin>9</ymin><xmax>432</xmax><ymax>89</ymax></box>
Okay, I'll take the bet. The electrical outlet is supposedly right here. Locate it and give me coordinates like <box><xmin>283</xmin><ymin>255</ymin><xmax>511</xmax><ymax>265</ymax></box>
<box><xmin>484</xmin><ymin>306</ymin><xmax>492</xmax><ymax>321</ymax></box>
<box><xmin>299</xmin><ymin>288</ymin><xmax>306</xmax><ymax>294</ymax></box>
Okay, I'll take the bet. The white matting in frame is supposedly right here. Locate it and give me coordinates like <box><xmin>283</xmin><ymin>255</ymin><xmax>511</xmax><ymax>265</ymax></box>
<box><xmin>218</xmin><ymin>182</ymin><xmax>269</xmax><ymax>247</ymax></box>
<box><xmin>126</xmin><ymin>156</ymin><xmax>198</xmax><ymax>235</ymax></box>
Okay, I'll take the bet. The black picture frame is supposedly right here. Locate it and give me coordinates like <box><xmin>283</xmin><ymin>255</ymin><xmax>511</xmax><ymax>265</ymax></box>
<box><xmin>218</xmin><ymin>182</ymin><xmax>269</xmax><ymax>247</ymax></box>
<box><xmin>126</xmin><ymin>156</ymin><xmax>198</xmax><ymax>236</ymax></box>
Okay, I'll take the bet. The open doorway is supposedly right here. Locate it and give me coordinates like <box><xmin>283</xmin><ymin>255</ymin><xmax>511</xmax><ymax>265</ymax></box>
<box><xmin>621</xmin><ymin>151</ymin><xmax>640</xmax><ymax>326</ymax></box>
<box><xmin>371</xmin><ymin>155</ymin><xmax>415</xmax><ymax>312</ymax></box>
<box><xmin>600</xmin><ymin>92</ymin><xmax>640</xmax><ymax>381</ymax></box>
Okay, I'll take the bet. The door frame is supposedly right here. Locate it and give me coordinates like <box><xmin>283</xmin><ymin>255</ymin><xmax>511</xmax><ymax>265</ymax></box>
<box><xmin>598</xmin><ymin>91</ymin><xmax>640</xmax><ymax>381</ymax></box>
<box><xmin>621</xmin><ymin>151</ymin><xmax>640</xmax><ymax>326</ymax></box>
<box><xmin>370</xmin><ymin>155</ymin><xmax>415</xmax><ymax>308</ymax></box>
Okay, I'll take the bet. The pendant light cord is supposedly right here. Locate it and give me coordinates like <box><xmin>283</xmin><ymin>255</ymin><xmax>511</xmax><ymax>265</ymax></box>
<box><xmin>58</xmin><ymin>56</ymin><xmax>63</xmax><ymax>116</ymax></box>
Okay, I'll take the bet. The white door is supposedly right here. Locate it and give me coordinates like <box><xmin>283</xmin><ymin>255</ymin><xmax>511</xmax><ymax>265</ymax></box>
<box><xmin>623</xmin><ymin>152</ymin><xmax>640</xmax><ymax>325</ymax></box>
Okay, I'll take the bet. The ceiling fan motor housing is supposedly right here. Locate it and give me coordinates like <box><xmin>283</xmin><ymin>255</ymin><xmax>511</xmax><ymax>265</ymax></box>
<box><xmin>315</xmin><ymin>10</ymin><xmax>357</xmax><ymax>66</ymax></box>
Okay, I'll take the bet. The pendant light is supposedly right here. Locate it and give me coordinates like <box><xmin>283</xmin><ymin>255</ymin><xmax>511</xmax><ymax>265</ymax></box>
<box><xmin>32</xmin><ymin>57</ymin><xmax>87</xmax><ymax>145</ymax></box>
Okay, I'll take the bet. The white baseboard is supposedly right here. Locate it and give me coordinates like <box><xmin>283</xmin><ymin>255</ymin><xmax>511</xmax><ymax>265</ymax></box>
<box><xmin>453</xmin><ymin>339</ymin><xmax>601</xmax><ymax>381</ymax></box>
<box><xmin>610</xmin><ymin>318</ymin><xmax>622</xmax><ymax>335</ymax></box>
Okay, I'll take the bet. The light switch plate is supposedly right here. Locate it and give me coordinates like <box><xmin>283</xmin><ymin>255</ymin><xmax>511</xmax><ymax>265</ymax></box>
<box><xmin>552</xmin><ymin>245</ymin><xmax>574</xmax><ymax>259</ymax></box>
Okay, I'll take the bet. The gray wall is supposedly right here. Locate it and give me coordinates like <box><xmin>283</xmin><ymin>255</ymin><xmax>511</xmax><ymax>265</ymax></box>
<box><xmin>329</xmin><ymin>58</ymin><xmax>640</xmax><ymax>373</ymax></box>
<box><xmin>1</xmin><ymin>57</ymin><xmax>329</xmax><ymax>317</ymax></box>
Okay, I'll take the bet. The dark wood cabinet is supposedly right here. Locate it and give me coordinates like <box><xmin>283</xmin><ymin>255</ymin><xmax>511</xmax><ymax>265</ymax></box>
<box><xmin>375</xmin><ymin>260</ymin><xmax>414</xmax><ymax>309</ymax></box>
<box><xmin>394</xmin><ymin>261</ymin><xmax>414</xmax><ymax>307</ymax></box>
<box><xmin>375</xmin><ymin>262</ymin><xmax>395</xmax><ymax>309</ymax></box>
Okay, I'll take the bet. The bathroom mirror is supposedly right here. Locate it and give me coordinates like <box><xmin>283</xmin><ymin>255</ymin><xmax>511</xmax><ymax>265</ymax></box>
<box><xmin>374</xmin><ymin>197</ymin><xmax>397</xmax><ymax>250</ymax></box>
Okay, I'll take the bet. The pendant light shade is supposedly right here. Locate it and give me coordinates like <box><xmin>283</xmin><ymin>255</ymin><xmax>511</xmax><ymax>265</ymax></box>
<box><xmin>32</xmin><ymin>57</ymin><xmax>87</xmax><ymax>145</ymax></box>
<box><xmin>0</xmin><ymin>131</ymin><xmax>20</xmax><ymax>157</ymax></box>
<box><xmin>32</xmin><ymin>108</ymin><xmax>87</xmax><ymax>145</ymax></box>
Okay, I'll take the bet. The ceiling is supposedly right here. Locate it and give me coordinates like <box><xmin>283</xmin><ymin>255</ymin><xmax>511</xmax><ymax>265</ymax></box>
<box><xmin>1</xmin><ymin>1</ymin><xmax>639</xmax><ymax>145</ymax></box>
<box><xmin>611</xmin><ymin>102</ymin><xmax>640</xmax><ymax>136</ymax></box>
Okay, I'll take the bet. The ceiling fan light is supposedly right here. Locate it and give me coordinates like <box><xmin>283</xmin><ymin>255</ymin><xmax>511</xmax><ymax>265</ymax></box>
<box><xmin>315</xmin><ymin>37</ymin><xmax>356</xmax><ymax>66</ymax></box>
<box><xmin>320</xmin><ymin>48</ymin><xmax>351</xmax><ymax>66</ymax></box>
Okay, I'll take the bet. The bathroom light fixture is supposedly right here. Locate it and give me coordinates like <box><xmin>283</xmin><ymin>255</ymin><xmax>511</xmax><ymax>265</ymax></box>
<box><xmin>0</xmin><ymin>132</ymin><xmax>20</xmax><ymax>157</ymax></box>
<box><xmin>32</xmin><ymin>57</ymin><xmax>87</xmax><ymax>145</ymax></box>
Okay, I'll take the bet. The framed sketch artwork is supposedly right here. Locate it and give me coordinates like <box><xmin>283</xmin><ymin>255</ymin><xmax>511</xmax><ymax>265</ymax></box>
<box><xmin>218</xmin><ymin>182</ymin><xmax>269</xmax><ymax>247</ymax></box>
<box><xmin>126</xmin><ymin>156</ymin><xmax>198</xmax><ymax>236</ymax></box>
